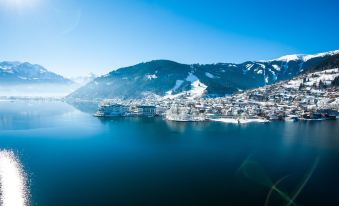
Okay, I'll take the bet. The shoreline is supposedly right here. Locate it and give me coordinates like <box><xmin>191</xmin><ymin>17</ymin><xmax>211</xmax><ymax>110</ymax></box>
<box><xmin>210</xmin><ymin>118</ymin><xmax>270</xmax><ymax>124</ymax></box>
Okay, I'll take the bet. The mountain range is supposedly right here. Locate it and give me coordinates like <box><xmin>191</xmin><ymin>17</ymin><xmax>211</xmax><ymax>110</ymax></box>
<box><xmin>0</xmin><ymin>61</ymin><xmax>72</xmax><ymax>84</ymax></box>
<box><xmin>68</xmin><ymin>50</ymin><xmax>339</xmax><ymax>100</ymax></box>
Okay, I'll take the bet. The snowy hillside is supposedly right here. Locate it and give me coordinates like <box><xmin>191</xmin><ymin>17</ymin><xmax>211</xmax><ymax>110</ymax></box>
<box><xmin>68</xmin><ymin>50</ymin><xmax>339</xmax><ymax>100</ymax></box>
<box><xmin>266</xmin><ymin>50</ymin><xmax>339</xmax><ymax>62</ymax></box>
<box><xmin>282</xmin><ymin>68</ymin><xmax>339</xmax><ymax>90</ymax></box>
<box><xmin>241</xmin><ymin>67</ymin><xmax>339</xmax><ymax>113</ymax></box>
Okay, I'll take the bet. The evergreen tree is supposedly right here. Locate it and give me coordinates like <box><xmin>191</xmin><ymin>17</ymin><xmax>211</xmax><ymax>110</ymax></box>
<box><xmin>332</xmin><ymin>76</ymin><xmax>339</xmax><ymax>86</ymax></box>
<box><xmin>318</xmin><ymin>80</ymin><xmax>326</xmax><ymax>89</ymax></box>
<box><xmin>299</xmin><ymin>83</ymin><xmax>304</xmax><ymax>90</ymax></box>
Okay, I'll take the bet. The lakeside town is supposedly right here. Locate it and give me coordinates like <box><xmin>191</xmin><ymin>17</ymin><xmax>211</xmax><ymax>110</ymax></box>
<box><xmin>93</xmin><ymin>68</ymin><xmax>339</xmax><ymax>123</ymax></box>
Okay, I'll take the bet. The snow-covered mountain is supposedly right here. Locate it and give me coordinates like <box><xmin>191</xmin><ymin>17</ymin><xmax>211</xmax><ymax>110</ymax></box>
<box><xmin>0</xmin><ymin>61</ymin><xmax>72</xmax><ymax>84</ymax></box>
<box><xmin>69</xmin><ymin>73</ymin><xmax>97</xmax><ymax>86</ymax></box>
<box><xmin>68</xmin><ymin>50</ymin><xmax>339</xmax><ymax>100</ymax></box>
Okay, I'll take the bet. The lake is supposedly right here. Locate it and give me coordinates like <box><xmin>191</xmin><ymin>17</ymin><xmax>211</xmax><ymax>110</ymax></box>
<box><xmin>0</xmin><ymin>100</ymin><xmax>339</xmax><ymax>206</ymax></box>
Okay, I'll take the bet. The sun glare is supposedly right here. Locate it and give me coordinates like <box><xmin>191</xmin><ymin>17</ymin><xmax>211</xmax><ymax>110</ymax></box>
<box><xmin>0</xmin><ymin>0</ymin><xmax>40</xmax><ymax>10</ymax></box>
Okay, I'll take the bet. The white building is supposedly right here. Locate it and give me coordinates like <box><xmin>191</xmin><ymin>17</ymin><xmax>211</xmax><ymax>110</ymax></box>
<box><xmin>95</xmin><ymin>104</ymin><xmax>129</xmax><ymax>117</ymax></box>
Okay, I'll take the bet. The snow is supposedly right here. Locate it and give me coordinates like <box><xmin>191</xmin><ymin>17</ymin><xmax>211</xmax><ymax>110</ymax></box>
<box><xmin>258</xmin><ymin>63</ymin><xmax>266</xmax><ymax>69</ymax></box>
<box><xmin>284</xmin><ymin>79</ymin><xmax>302</xmax><ymax>88</ymax></box>
<box><xmin>272</xmin><ymin>65</ymin><xmax>281</xmax><ymax>71</ymax></box>
<box><xmin>0</xmin><ymin>150</ymin><xmax>28</xmax><ymax>206</ymax></box>
<box><xmin>210</xmin><ymin>118</ymin><xmax>269</xmax><ymax>124</ymax></box>
<box><xmin>187</xmin><ymin>80</ymin><xmax>207</xmax><ymax>99</ymax></box>
<box><xmin>145</xmin><ymin>74</ymin><xmax>157</xmax><ymax>80</ymax></box>
<box><xmin>38</xmin><ymin>68</ymin><xmax>47</xmax><ymax>73</ymax></box>
<box><xmin>2</xmin><ymin>69</ymin><xmax>14</xmax><ymax>74</ymax></box>
<box><xmin>302</xmin><ymin>50</ymin><xmax>339</xmax><ymax>62</ymax></box>
<box><xmin>245</xmin><ymin>64</ymin><xmax>254</xmax><ymax>70</ymax></box>
<box><xmin>304</xmin><ymin>68</ymin><xmax>339</xmax><ymax>86</ymax></box>
<box><xmin>265</xmin><ymin>77</ymin><xmax>269</xmax><ymax>84</ymax></box>
<box><xmin>185</xmin><ymin>72</ymin><xmax>198</xmax><ymax>82</ymax></box>
<box><xmin>283</xmin><ymin>68</ymin><xmax>338</xmax><ymax>89</ymax></box>
<box><xmin>163</xmin><ymin>73</ymin><xmax>207</xmax><ymax>99</ymax></box>
<box><xmin>172</xmin><ymin>80</ymin><xmax>184</xmax><ymax>92</ymax></box>
<box><xmin>165</xmin><ymin>80</ymin><xmax>184</xmax><ymax>95</ymax></box>
<box><xmin>185</xmin><ymin>72</ymin><xmax>207</xmax><ymax>98</ymax></box>
<box><xmin>205</xmin><ymin>72</ymin><xmax>215</xmax><ymax>78</ymax></box>
<box><xmin>269</xmin><ymin>69</ymin><xmax>277</xmax><ymax>81</ymax></box>
<box><xmin>69</xmin><ymin>73</ymin><xmax>97</xmax><ymax>85</ymax></box>
<box><xmin>275</xmin><ymin>54</ymin><xmax>301</xmax><ymax>62</ymax></box>
<box><xmin>263</xmin><ymin>50</ymin><xmax>339</xmax><ymax>63</ymax></box>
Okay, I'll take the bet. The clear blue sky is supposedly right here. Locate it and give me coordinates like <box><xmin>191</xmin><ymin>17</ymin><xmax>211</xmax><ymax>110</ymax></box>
<box><xmin>0</xmin><ymin>0</ymin><xmax>338</xmax><ymax>76</ymax></box>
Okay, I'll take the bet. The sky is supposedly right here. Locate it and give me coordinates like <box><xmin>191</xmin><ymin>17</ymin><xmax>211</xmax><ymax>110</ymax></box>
<box><xmin>0</xmin><ymin>0</ymin><xmax>339</xmax><ymax>77</ymax></box>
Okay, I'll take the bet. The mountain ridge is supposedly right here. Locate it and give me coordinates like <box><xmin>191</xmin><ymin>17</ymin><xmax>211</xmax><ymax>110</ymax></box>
<box><xmin>0</xmin><ymin>61</ymin><xmax>72</xmax><ymax>84</ymax></box>
<box><xmin>68</xmin><ymin>50</ymin><xmax>339</xmax><ymax>100</ymax></box>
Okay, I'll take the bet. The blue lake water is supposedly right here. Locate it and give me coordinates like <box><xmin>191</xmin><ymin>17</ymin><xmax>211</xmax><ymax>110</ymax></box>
<box><xmin>0</xmin><ymin>100</ymin><xmax>339</xmax><ymax>206</ymax></box>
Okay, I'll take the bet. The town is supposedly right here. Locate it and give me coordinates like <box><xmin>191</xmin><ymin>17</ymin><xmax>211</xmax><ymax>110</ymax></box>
<box><xmin>95</xmin><ymin>68</ymin><xmax>339</xmax><ymax>123</ymax></box>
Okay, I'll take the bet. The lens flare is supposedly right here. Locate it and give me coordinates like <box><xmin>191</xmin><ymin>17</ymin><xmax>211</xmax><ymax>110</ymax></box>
<box><xmin>286</xmin><ymin>156</ymin><xmax>320</xmax><ymax>206</ymax></box>
<box><xmin>238</xmin><ymin>155</ymin><xmax>320</xmax><ymax>206</ymax></box>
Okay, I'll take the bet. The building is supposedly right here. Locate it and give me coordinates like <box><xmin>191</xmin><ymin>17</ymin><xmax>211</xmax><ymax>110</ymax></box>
<box><xmin>95</xmin><ymin>104</ymin><xmax>129</xmax><ymax>117</ymax></box>
<box><xmin>137</xmin><ymin>105</ymin><xmax>157</xmax><ymax>117</ymax></box>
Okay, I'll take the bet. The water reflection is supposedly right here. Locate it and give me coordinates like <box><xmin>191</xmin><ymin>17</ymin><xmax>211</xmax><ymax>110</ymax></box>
<box><xmin>0</xmin><ymin>100</ymin><xmax>339</xmax><ymax>205</ymax></box>
<box><xmin>66</xmin><ymin>100</ymin><xmax>98</xmax><ymax>114</ymax></box>
<box><xmin>0</xmin><ymin>100</ymin><xmax>74</xmax><ymax>130</ymax></box>
<box><xmin>282</xmin><ymin>121</ymin><xmax>339</xmax><ymax>149</ymax></box>
<box><xmin>165</xmin><ymin>119</ymin><xmax>211</xmax><ymax>133</ymax></box>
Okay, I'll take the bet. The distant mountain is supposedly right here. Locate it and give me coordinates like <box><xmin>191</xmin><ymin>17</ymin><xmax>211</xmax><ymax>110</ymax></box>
<box><xmin>68</xmin><ymin>50</ymin><xmax>339</xmax><ymax>100</ymax></box>
<box><xmin>0</xmin><ymin>61</ymin><xmax>72</xmax><ymax>84</ymax></box>
<box><xmin>69</xmin><ymin>73</ymin><xmax>97</xmax><ymax>86</ymax></box>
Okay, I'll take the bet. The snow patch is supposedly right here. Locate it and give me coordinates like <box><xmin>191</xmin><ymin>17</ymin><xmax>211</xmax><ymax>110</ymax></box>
<box><xmin>269</xmin><ymin>69</ymin><xmax>277</xmax><ymax>81</ymax></box>
<box><xmin>187</xmin><ymin>80</ymin><xmax>207</xmax><ymax>99</ymax></box>
<box><xmin>163</xmin><ymin>73</ymin><xmax>207</xmax><ymax>99</ymax></box>
<box><xmin>272</xmin><ymin>65</ymin><xmax>281</xmax><ymax>71</ymax></box>
<box><xmin>185</xmin><ymin>72</ymin><xmax>198</xmax><ymax>82</ymax></box>
<box><xmin>145</xmin><ymin>74</ymin><xmax>157</xmax><ymax>80</ymax></box>
<box><xmin>275</xmin><ymin>54</ymin><xmax>301</xmax><ymax>62</ymax></box>
<box><xmin>165</xmin><ymin>80</ymin><xmax>184</xmax><ymax>95</ymax></box>
<box><xmin>211</xmin><ymin>118</ymin><xmax>269</xmax><ymax>124</ymax></box>
<box><xmin>245</xmin><ymin>64</ymin><xmax>254</xmax><ymax>71</ymax></box>
<box><xmin>205</xmin><ymin>72</ymin><xmax>215</xmax><ymax>79</ymax></box>
<box><xmin>258</xmin><ymin>63</ymin><xmax>266</xmax><ymax>69</ymax></box>
<box><xmin>257</xmin><ymin>70</ymin><xmax>263</xmax><ymax>74</ymax></box>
